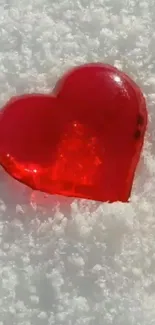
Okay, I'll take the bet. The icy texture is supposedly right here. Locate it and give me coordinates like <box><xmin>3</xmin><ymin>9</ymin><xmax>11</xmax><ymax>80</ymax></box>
<box><xmin>0</xmin><ymin>0</ymin><xmax>154</xmax><ymax>324</ymax></box>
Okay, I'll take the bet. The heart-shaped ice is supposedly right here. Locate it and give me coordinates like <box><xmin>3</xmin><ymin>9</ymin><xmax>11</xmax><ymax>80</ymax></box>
<box><xmin>0</xmin><ymin>64</ymin><xmax>147</xmax><ymax>202</ymax></box>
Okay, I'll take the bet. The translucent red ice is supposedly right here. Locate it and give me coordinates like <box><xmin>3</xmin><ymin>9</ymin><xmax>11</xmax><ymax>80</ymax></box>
<box><xmin>0</xmin><ymin>63</ymin><xmax>147</xmax><ymax>202</ymax></box>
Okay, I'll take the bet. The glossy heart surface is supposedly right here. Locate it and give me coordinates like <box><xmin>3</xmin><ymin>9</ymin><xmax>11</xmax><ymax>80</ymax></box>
<box><xmin>54</xmin><ymin>63</ymin><xmax>148</xmax><ymax>201</ymax></box>
<box><xmin>0</xmin><ymin>64</ymin><xmax>147</xmax><ymax>202</ymax></box>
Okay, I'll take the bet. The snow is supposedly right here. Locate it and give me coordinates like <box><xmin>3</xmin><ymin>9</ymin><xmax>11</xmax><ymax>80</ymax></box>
<box><xmin>0</xmin><ymin>0</ymin><xmax>154</xmax><ymax>324</ymax></box>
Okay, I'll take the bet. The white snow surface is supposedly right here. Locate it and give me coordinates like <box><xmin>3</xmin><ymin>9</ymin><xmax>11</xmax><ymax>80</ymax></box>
<box><xmin>0</xmin><ymin>0</ymin><xmax>155</xmax><ymax>324</ymax></box>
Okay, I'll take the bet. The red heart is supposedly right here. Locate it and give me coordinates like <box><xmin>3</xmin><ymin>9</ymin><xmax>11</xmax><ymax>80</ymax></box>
<box><xmin>0</xmin><ymin>63</ymin><xmax>147</xmax><ymax>202</ymax></box>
